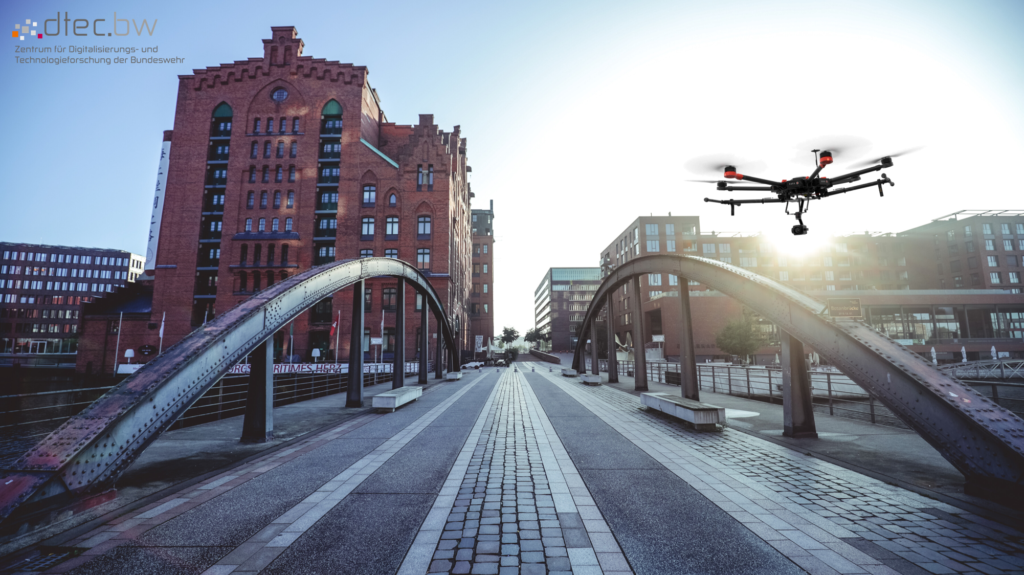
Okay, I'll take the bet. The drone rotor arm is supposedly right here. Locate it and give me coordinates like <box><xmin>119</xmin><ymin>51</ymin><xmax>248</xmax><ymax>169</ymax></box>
<box><xmin>821</xmin><ymin>176</ymin><xmax>893</xmax><ymax>198</ymax></box>
<box><xmin>828</xmin><ymin>164</ymin><xmax>883</xmax><ymax>185</ymax></box>
<box><xmin>733</xmin><ymin>174</ymin><xmax>782</xmax><ymax>186</ymax></box>
<box><xmin>721</xmin><ymin>185</ymin><xmax>774</xmax><ymax>192</ymax></box>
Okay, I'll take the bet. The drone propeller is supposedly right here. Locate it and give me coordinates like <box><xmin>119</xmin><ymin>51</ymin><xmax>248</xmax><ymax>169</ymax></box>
<box><xmin>685</xmin><ymin>154</ymin><xmax>767</xmax><ymax>176</ymax></box>
<box><xmin>792</xmin><ymin>135</ymin><xmax>872</xmax><ymax>164</ymax></box>
<box><xmin>849</xmin><ymin>147</ymin><xmax>923</xmax><ymax>168</ymax></box>
<box><xmin>686</xmin><ymin>179</ymin><xmax>728</xmax><ymax>183</ymax></box>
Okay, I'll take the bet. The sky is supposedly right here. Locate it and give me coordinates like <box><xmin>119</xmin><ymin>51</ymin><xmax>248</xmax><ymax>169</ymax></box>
<box><xmin>2</xmin><ymin>0</ymin><xmax>1023</xmax><ymax>335</ymax></box>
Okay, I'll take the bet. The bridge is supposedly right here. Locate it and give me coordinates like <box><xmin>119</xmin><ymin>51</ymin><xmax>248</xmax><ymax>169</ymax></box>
<box><xmin>571</xmin><ymin>255</ymin><xmax>1024</xmax><ymax>497</ymax></box>
<box><xmin>1</xmin><ymin>258</ymin><xmax>1024</xmax><ymax>575</ymax></box>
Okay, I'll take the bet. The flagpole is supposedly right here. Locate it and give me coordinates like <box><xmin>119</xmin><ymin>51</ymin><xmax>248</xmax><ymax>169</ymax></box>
<box><xmin>113</xmin><ymin>311</ymin><xmax>123</xmax><ymax>377</ymax></box>
<box><xmin>158</xmin><ymin>311</ymin><xmax>165</xmax><ymax>354</ymax></box>
<box><xmin>335</xmin><ymin>310</ymin><xmax>340</xmax><ymax>364</ymax></box>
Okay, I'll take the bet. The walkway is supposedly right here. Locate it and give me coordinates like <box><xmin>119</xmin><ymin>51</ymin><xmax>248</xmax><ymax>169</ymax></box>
<box><xmin>3</xmin><ymin>364</ymin><xmax>1023</xmax><ymax>575</ymax></box>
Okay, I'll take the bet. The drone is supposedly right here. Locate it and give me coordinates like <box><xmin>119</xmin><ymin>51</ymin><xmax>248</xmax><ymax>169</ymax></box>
<box><xmin>692</xmin><ymin>145</ymin><xmax>918</xmax><ymax>235</ymax></box>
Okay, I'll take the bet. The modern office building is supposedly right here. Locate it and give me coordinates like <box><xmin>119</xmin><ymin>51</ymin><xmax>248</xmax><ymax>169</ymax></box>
<box><xmin>596</xmin><ymin>212</ymin><xmax>1024</xmax><ymax>363</ymax></box>
<box><xmin>534</xmin><ymin>268</ymin><xmax>602</xmax><ymax>352</ymax></box>
<box><xmin>101</xmin><ymin>26</ymin><xmax>474</xmax><ymax>368</ymax></box>
<box><xmin>0</xmin><ymin>242</ymin><xmax>145</xmax><ymax>366</ymax></box>
<box><xmin>470</xmin><ymin>200</ymin><xmax>495</xmax><ymax>357</ymax></box>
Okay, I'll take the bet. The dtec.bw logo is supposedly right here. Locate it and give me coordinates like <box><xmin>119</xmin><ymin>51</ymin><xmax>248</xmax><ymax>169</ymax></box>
<box><xmin>12</xmin><ymin>13</ymin><xmax>157</xmax><ymax>40</ymax></box>
<box><xmin>12</xmin><ymin>20</ymin><xmax>40</xmax><ymax>40</ymax></box>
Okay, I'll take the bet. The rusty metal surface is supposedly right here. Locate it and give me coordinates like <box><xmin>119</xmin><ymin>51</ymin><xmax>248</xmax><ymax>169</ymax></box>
<box><xmin>0</xmin><ymin>258</ymin><xmax>458</xmax><ymax>521</ymax></box>
<box><xmin>572</xmin><ymin>255</ymin><xmax>1024</xmax><ymax>491</ymax></box>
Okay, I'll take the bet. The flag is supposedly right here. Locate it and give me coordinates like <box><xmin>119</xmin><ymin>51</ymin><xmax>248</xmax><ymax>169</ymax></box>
<box><xmin>158</xmin><ymin>311</ymin><xmax>165</xmax><ymax>339</ymax></box>
<box><xmin>329</xmin><ymin>320</ymin><xmax>337</xmax><ymax>339</ymax></box>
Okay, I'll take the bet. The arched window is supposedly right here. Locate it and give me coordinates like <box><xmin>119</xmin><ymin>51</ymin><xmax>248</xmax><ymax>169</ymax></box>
<box><xmin>260</xmin><ymin>191</ymin><xmax>268</xmax><ymax>209</ymax></box>
<box><xmin>290</xmin><ymin>141</ymin><xmax>297</xmax><ymax>158</ymax></box>
<box><xmin>417</xmin><ymin>215</ymin><xmax>432</xmax><ymax>238</ymax></box>
<box><xmin>275</xmin><ymin>166</ymin><xmax>283</xmax><ymax>183</ymax></box>
<box><xmin>386</xmin><ymin>216</ymin><xmax>399</xmax><ymax>238</ymax></box>
<box><xmin>389</xmin><ymin>194</ymin><xmax>397</xmax><ymax>207</ymax></box>
<box><xmin>321</xmin><ymin>100</ymin><xmax>342</xmax><ymax>134</ymax></box>
<box><xmin>250</xmin><ymin>141</ymin><xmax>258</xmax><ymax>159</ymax></box>
<box><xmin>281</xmin><ymin>244</ymin><xmax>289</xmax><ymax>265</ymax></box>
<box><xmin>292</xmin><ymin>117</ymin><xmax>300</xmax><ymax>133</ymax></box>
<box><xmin>267</xmin><ymin>244</ymin><xmax>275</xmax><ymax>265</ymax></box>
<box><xmin>261</xmin><ymin>166</ymin><xmax>269</xmax><ymax>183</ymax></box>
<box><xmin>279</xmin><ymin>117</ymin><xmax>286</xmax><ymax>134</ymax></box>
<box><xmin>249</xmin><ymin>167</ymin><xmax>256</xmax><ymax>183</ymax></box>
<box><xmin>287</xmin><ymin>191</ymin><xmax>294</xmax><ymax>208</ymax></box>
<box><xmin>266</xmin><ymin>117</ymin><xmax>274</xmax><ymax>134</ymax></box>
<box><xmin>288</xmin><ymin>166</ymin><xmax>295</xmax><ymax>183</ymax></box>
<box><xmin>247</xmin><ymin>191</ymin><xmax>255</xmax><ymax>209</ymax></box>
<box><xmin>253</xmin><ymin>244</ymin><xmax>262</xmax><ymax>265</ymax></box>
<box><xmin>211</xmin><ymin>103</ymin><xmax>232</xmax><ymax>136</ymax></box>
<box><xmin>273</xmin><ymin>191</ymin><xmax>281</xmax><ymax>209</ymax></box>
<box><xmin>272</xmin><ymin>218</ymin><xmax>279</xmax><ymax>232</ymax></box>
<box><xmin>263</xmin><ymin>141</ymin><xmax>271</xmax><ymax>158</ymax></box>
<box><xmin>266</xmin><ymin>271</ymin><xmax>275</xmax><ymax>287</ymax></box>
<box><xmin>280</xmin><ymin>271</ymin><xmax>288</xmax><ymax>282</ymax></box>
<box><xmin>239</xmin><ymin>244</ymin><xmax>248</xmax><ymax>265</ymax></box>
<box><xmin>252</xmin><ymin>271</ymin><xmax>261</xmax><ymax>292</ymax></box>
<box><xmin>239</xmin><ymin>271</ymin><xmax>248</xmax><ymax>292</ymax></box>
<box><xmin>276</xmin><ymin>142</ymin><xmax>284</xmax><ymax>158</ymax></box>
<box><xmin>285</xmin><ymin>217</ymin><xmax>293</xmax><ymax>231</ymax></box>
<box><xmin>361</xmin><ymin>217</ymin><xmax>375</xmax><ymax>238</ymax></box>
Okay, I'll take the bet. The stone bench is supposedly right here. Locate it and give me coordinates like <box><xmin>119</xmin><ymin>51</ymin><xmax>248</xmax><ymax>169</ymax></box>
<box><xmin>561</xmin><ymin>369</ymin><xmax>578</xmax><ymax>377</ymax></box>
<box><xmin>446</xmin><ymin>371</ymin><xmax>462</xmax><ymax>381</ymax></box>
<box><xmin>580</xmin><ymin>374</ymin><xmax>601</xmax><ymax>386</ymax></box>
<box><xmin>640</xmin><ymin>393</ymin><xmax>726</xmax><ymax>431</ymax></box>
<box><xmin>372</xmin><ymin>386</ymin><xmax>423</xmax><ymax>412</ymax></box>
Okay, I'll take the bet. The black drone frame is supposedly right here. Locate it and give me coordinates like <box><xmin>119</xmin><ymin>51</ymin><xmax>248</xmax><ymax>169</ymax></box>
<box><xmin>703</xmin><ymin>150</ymin><xmax>896</xmax><ymax>235</ymax></box>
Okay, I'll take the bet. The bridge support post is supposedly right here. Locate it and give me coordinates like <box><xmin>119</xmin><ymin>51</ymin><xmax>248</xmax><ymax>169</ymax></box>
<box><xmin>435</xmin><ymin>315</ymin><xmax>443</xmax><ymax>379</ymax></box>
<box><xmin>781</xmin><ymin>330</ymin><xmax>817</xmax><ymax>438</ymax></box>
<box><xmin>631</xmin><ymin>275</ymin><xmax>648</xmax><ymax>391</ymax></box>
<box><xmin>347</xmin><ymin>280</ymin><xmax>365</xmax><ymax>408</ymax></box>
<box><xmin>606</xmin><ymin>294</ymin><xmax>618</xmax><ymax>383</ymax></box>
<box><xmin>590</xmin><ymin>319</ymin><xmax>599</xmax><ymax>375</ymax></box>
<box><xmin>678</xmin><ymin>278</ymin><xmax>699</xmax><ymax>401</ymax></box>
<box><xmin>240</xmin><ymin>340</ymin><xmax>274</xmax><ymax>443</ymax></box>
<box><xmin>393</xmin><ymin>281</ymin><xmax>406</xmax><ymax>389</ymax></box>
<box><xmin>419</xmin><ymin>295</ymin><xmax>428</xmax><ymax>384</ymax></box>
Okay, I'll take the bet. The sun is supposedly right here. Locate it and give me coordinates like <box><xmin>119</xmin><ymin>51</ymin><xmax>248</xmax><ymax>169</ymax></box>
<box><xmin>764</xmin><ymin>229</ymin><xmax>830</xmax><ymax>258</ymax></box>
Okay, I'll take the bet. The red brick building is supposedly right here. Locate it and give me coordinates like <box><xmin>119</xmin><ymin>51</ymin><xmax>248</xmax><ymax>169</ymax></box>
<box><xmin>78</xmin><ymin>27</ymin><xmax>473</xmax><ymax>371</ymax></box>
<box><xmin>470</xmin><ymin>200</ymin><xmax>495</xmax><ymax>357</ymax></box>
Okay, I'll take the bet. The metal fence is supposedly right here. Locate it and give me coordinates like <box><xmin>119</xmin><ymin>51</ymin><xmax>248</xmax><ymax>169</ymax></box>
<box><xmin>589</xmin><ymin>358</ymin><xmax>1024</xmax><ymax>428</ymax></box>
<box><xmin>941</xmin><ymin>360</ymin><xmax>1024</xmax><ymax>380</ymax></box>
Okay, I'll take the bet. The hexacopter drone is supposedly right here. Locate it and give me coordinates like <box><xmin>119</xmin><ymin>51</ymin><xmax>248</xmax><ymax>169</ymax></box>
<box><xmin>692</xmin><ymin>146</ymin><xmax>918</xmax><ymax>235</ymax></box>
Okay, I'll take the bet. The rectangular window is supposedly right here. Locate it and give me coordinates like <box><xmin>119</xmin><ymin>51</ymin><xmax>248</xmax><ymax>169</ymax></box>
<box><xmin>990</xmin><ymin>272</ymin><xmax>1002</xmax><ymax>284</ymax></box>
<box><xmin>360</xmin><ymin>249</ymin><xmax>373</xmax><ymax>258</ymax></box>
<box><xmin>483</xmin><ymin>264</ymin><xmax>488</xmax><ymax>273</ymax></box>
<box><xmin>718</xmin><ymin>244</ymin><xmax>731</xmax><ymax>253</ymax></box>
<box><xmin>983</xmin><ymin>224</ymin><xmax>993</xmax><ymax>235</ymax></box>
<box><xmin>988</xmin><ymin>256</ymin><xmax>999</xmax><ymax>267</ymax></box>
<box><xmin>245</xmin><ymin>218</ymin><xmax>253</xmax><ymax>232</ymax></box>
<box><xmin>385</xmin><ymin>249</ymin><xmax>398</xmax><ymax>259</ymax></box>
<box><xmin>1009</xmin><ymin>272</ymin><xmax>1020</xmax><ymax>284</ymax></box>
<box><xmin>417</xmin><ymin>249</ymin><xmax>431</xmax><ymax>270</ymax></box>
<box><xmin>702</xmin><ymin>244</ymin><xmax>716</xmax><ymax>254</ymax></box>
<box><xmin>646</xmin><ymin>240</ymin><xmax>659</xmax><ymax>252</ymax></box>
<box><xmin>271</xmin><ymin>218</ymin><xmax>279</xmax><ymax>232</ymax></box>
<box><xmin>1001</xmin><ymin>224</ymin><xmax>1011</xmax><ymax>235</ymax></box>
<box><xmin>258</xmin><ymin>218</ymin><xmax>266</xmax><ymax>232</ymax></box>
<box><xmin>985</xmin><ymin>239</ymin><xmax>995</xmax><ymax>251</ymax></box>
<box><xmin>665</xmin><ymin>224</ymin><xmax>675</xmax><ymax>235</ymax></box>
<box><xmin>1005</xmin><ymin>240</ymin><xmax>1014</xmax><ymax>251</ymax></box>
<box><xmin>648</xmin><ymin>273</ymin><xmax>662</xmax><ymax>286</ymax></box>
<box><xmin>645</xmin><ymin>223</ymin><xmax>658</xmax><ymax>235</ymax></box>
<box><xmin>666</xmin><ymin>240</ymin><xmax>676</xmax><ymax>252</ymax></box>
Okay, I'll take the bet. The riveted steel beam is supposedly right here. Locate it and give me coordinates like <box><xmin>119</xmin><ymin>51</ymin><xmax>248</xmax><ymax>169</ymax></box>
<box><xmin>0</xmin><ymin>258</ymin><xmax>458</xmax><ymax>522</ymax></box>
<box><xmin>573</xmin><ymin>255</ymin><xmax>1024</xmax><ymax>494</ymax></box>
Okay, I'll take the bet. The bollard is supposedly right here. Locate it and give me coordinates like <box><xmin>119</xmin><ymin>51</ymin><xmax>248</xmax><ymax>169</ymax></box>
<box><xmin>532</xmin><ymin>367</ymin><xmax>535</xmax><ymax>372</ymax></box>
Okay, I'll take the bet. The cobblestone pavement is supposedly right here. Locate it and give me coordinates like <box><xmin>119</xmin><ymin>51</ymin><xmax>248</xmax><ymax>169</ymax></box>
<box><xmin>419</xmin><ymin>367</ymin><xmax>630</xmax><ymax>575</ymax></box>
<box><xmin>524</xmin><ymin>363</ymin><xmax>1024</xmax><ymax>575</ymax></box>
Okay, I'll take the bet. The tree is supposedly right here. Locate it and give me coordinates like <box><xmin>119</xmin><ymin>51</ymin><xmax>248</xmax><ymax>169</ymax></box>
<box><xmin>714</xmin><ymin>310</ymin><xmax>760</xmax><ymax>362</ymax></box>
<box><xmin>500</xmin><ymin>326</ymin><xmax>520</xmax><ymax>346</ymax></box>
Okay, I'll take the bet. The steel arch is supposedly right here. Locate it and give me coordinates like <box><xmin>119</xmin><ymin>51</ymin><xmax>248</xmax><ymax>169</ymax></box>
<box><xmin>572</xmin><ymin>255</ymin><xmax>1024</xmax><ymax>493</ymax></box>
<box><xmin>0</xmin><ymin>258</ymin><xmax>458</xmax><ymax>521</ymax></box>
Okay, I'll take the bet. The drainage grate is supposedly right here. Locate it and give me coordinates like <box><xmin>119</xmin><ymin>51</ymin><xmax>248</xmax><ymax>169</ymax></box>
<box><xmin>3</xmin><ymin>548</ymin><xmax>82</xmax><ymax>573</ymax></box>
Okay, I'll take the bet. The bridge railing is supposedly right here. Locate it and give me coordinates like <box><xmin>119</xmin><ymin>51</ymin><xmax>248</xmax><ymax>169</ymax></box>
<box><xmin>940</xmin><ymin>360</ymin><xmax>1024</xmax><ymax>380</ymax></box>
<box><xmin>0</xmin><ymin>361</ymin><xmax>430</xmax><ymax>467</ymax></box>
<box><xmin>590</xmin><ymin>359</ymin><xmax>1024</xmax><ymax>427</ymax></box>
